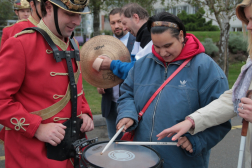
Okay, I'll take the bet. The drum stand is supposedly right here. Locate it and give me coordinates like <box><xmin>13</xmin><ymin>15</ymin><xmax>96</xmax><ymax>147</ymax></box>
<box><xmin>72</xmin><ymin>137</ymin><xmax>98</xmax><ymax>168</ymax></box>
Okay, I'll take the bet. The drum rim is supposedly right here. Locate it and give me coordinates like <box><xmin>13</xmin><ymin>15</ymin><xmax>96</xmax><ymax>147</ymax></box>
<box><xmin>82</xmin><ymin>140</ymin><xmax>162</xmax><ymax>168</ymax></box>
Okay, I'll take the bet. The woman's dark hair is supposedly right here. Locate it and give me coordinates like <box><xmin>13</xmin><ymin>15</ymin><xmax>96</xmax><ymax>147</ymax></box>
<box><xmin>147</xmin><ymin>12</ymin><xmax>186</xmax><ymax>40</ymax></box>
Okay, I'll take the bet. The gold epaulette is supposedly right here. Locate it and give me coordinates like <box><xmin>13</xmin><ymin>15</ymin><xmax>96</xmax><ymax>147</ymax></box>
<box><xmin>16</xmin><ymin>19</ymin><xmax>28</xmax><ymax>23</ymax></box>
<box><xmin>14</xmin><ymin>30</ymin><xmax>35</xmax><ymax>38</ymax></box>
<box><xmin>4</xmin><ymin>23</ymin><xmax>15</xmax><ymax>28</ymax></box>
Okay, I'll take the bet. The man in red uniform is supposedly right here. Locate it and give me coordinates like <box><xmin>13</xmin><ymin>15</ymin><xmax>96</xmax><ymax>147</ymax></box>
<box><xmin>0</xmin><ymin>0</ymin><xmax>93</xmax><ymax>167</ymax></box>
<box><xmin>14</xmin><ymin>0</ymin><xmax>31</xmax><ymax>20</ymax></box>
<box><xmin>0</xmin><ymin>0</ymin><xmax>41</xmax><ymax>50</ymax></box>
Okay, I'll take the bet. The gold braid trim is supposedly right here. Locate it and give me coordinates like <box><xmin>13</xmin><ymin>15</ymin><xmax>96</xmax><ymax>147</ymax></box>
<box><xmin>14</xmin><ymin>30</ymin><xmax>35</xmax><ymax>38</ymax></box>
<box><xmin>50</xmin><ymin>72</ymin><xmax>68</xmax><ymax>76</ymax></box>
<box><xmin>10</xmin><ymin>118</ymin><xmax>30</xmax><ymax>131</ymax></box>
<box><xmin>46</xmin><ymin>49</ymin><xmax>53</xmax><ymax>54</ymax></box>
<box><xmin>30</xmin><ymin>62</ymin><xmax>81</xmax><ymax>120</ymax></box>
<box><xmin>27</xmin><ymin>15</ymin><xmax>39</xmax><ymax>26</ymax></box>
<box><xmin>4</xmin><ymin>24</ymin><xmax>15</xmax><ymax>28</ymax></box>
<box><xmin>16</xmin><ymin>19</ymin><xmax>28</xmax><ymax>23</ymax></box>
<box><xmin>53</xmin><ymin>110</ymin><xmax>83</xmax><ymax>122</ymax></box>
<box><xmin>62</xmin><ymin>0</ymin><xmax>87</xmax><ymax>11</ymax></box>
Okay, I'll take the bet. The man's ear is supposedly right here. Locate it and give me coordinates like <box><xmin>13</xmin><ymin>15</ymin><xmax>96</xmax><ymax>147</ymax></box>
<box><xmin>132</xmin><ymin>13</ymin><xmax>139</xmax><ymax>23</ymax></box>
<box><xmin>179</xmin><ymin>30</ymin><xmax>184</xmax><ymax>42</ymax></box>
<box><xmin>29</xmin><ymin>1</ymin><xmax>35</xmax><ymax>9</ymax></box>
<box><xmin>45</xmin><ymin>1</ymin><xmax>53</xmax><ymax>15</ymax></box>
<box><xmin>15</xmin><ymin>10</ymin><xmax>19</xmax><ymax>16</ymax></box>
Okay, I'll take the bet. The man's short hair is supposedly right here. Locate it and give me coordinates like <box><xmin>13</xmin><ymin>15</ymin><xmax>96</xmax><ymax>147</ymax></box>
<box><xmin>40</xmin><ymin>0</ymin><xmax>47</xmax><ymax>17</ymax></box>
<box><xmin>121</xmin><ymin>3</ymin><xmax>149</xmax><ymax>20</ymax></box>
<box><xmin>108</xmin><ymin>8</ymin><xmax>122</xmax><ymax>21</ymax></box>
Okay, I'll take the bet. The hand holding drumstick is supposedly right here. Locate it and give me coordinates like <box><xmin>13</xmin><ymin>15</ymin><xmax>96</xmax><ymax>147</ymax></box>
<box><xmin>116</xmin><ymin>118</ymin><xmax>134</xmax><ymax>133</ymax></box>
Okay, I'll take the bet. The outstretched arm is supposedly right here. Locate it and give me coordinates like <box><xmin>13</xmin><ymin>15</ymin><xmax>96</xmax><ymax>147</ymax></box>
<box><xmin>157</xmin><ymin>119</ymin><xmax>193</xmax><ymax>141</ymax></box>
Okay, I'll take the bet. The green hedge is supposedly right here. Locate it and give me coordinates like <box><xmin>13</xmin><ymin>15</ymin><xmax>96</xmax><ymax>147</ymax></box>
<box><xmin>188</xmin><ymin>31</ymin><xmax>220</xmax><ymax>43</ymax></box>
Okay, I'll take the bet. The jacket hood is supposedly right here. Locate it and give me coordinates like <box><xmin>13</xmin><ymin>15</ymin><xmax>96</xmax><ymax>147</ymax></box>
<box><xmin>152</xmin><ymin>33</ymin><xmax>205</xmax><ymax>66</ymax></box>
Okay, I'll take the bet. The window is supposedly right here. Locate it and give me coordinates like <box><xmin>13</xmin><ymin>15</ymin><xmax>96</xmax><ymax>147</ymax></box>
<box><xmin>172</xmin><ymin>7</ymin><xmax>177</xmax><ymax>15</ymax></box>
<box><xmin>154</xmin><ymin>8</ymin><xmax>166</xmax><ymax>15</ymax></box>
<box><xmin>193</xmin><ymin>6</ymin><xmax>199</xmax><ymax>14</ymax></box>
<box><xmin>182</xmin><ymin>6</ymin><xmax>188</xmax><ymax>13</ymax></box>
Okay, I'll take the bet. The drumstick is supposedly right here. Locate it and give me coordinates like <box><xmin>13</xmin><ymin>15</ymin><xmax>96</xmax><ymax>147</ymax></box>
<box><xmin>100</xmin><ymin>125</ymin><xmax>125</xmax><ymax>155</ymax></box>
<box><xmin>116</xmin><ymin>142</ymin><xmax>177</xmax><ymax>146</ymax></box>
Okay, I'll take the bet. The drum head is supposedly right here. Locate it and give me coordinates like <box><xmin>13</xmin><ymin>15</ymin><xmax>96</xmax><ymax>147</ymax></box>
<box><xmin>82</xmin><ymin>141</ymin><xmax>161</xmax><ymax>168</ymax></box>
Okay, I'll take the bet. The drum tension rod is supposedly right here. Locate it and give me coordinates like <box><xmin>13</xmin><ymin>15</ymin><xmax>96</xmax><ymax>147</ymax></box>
<box><xmin>72</xmin><ymin>137</ymin><xmax>98</xmax><ymax>155</ymax></box>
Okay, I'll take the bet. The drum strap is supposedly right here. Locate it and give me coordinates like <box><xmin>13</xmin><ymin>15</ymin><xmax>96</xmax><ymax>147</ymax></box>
<box><xmin>24</xmin><ymin>27</ymin><xmax>79</xmax><ymax>124</ymax></box>
<box><xmin>23</xmin><ymin>27</ymin><xmax>83</xmax><ymax>165</ymax></box>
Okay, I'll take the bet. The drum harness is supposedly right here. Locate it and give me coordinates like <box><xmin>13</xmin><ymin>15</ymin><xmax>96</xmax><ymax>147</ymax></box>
<box><xmin>23</xmin><ymin>27</ymin><xmax>98</xmax><ymax>168</ymax></box>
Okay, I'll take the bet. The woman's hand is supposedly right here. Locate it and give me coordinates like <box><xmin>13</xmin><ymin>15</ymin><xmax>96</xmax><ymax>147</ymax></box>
<box><xmin>239</xmin><ymin>97</ymin><xmax>252</xmax><ymax>122</ymax></box>
<box><xmin>156</xmin><ymin>120</ymin><xmax>193</xmax><ymax>141</ymax></box>
<box><xmin>116</xmin><ymin>118</ymin><xmax>134</xmax><ymax>132</ymax></box>
<box><xmin>177</xmin><ymin>136</ymin><xmax>193</xmax><ymax>153</ymax></box>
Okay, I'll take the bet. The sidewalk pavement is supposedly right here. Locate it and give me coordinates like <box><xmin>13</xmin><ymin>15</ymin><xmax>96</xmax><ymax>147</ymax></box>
<box><xmin>86</xmin><ymin>114</ymin><xmax>110</xmax><ymax>142</ymax></box>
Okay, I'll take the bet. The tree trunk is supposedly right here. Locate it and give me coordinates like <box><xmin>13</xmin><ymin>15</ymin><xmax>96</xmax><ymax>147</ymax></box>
<box><xmin>92</xmin><ymin>3</ymin><xmax>100</xmax><ymax>37</ymax></box>
<box><xmin>218</xmin><ymin>19</ymin><xmax>230</xmax><ymax>78</ymax></box>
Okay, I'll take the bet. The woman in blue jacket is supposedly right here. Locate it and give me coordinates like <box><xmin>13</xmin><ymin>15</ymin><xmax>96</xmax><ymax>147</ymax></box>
<box><xmin>116</xmin><ymin>12</ymin><xmax>231</xmax><ymax>168</ymax></box>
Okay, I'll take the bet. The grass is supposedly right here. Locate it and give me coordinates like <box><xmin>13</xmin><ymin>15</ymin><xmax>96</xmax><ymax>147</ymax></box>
<box><xmin>82</xmin><ymin>79</ymin><xmax>102</xmax><ymax>115</ymax></box>
<box><xmin>188</xmin><ymin>31</ymin><xmax>220</xmax><ymax>43</ymax></box>
<box><xmin>228</xmin><ymin>62</ymin><xmax>246</xmax><ymax>88</ymax></box>
<box><xmin>188</xmin><ymin>31</ymin><xmax>241</xmax><ymax>43</ymax></box>
<box><xmin>82</xmin><ymin>62</ymin><xmax>245</xmax><ymax>115</ymax></box>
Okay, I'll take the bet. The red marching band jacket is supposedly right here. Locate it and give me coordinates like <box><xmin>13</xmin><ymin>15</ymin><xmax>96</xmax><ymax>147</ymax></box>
<box><xmin>0</xmin><ymin>20</ymin><xmax>92</xmax><ymax>168</ymax></box>
<box><xmin>0</xmin><ymin>15</ymin><xmax>39</xmax><ymax>50</ymax></box>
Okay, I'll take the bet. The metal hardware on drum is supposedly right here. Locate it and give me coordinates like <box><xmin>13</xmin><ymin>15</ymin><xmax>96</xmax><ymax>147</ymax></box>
<box><xmin>73</xmin><ymin>137</ymin><xmax>98</xmax><ymax>155</ymax></box>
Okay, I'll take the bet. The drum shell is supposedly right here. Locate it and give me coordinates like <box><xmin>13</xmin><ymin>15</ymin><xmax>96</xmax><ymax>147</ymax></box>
<box><xmin>80</xmin><ymin>141</ymin><xmax>163</xmax><ymax>168</ymax></box>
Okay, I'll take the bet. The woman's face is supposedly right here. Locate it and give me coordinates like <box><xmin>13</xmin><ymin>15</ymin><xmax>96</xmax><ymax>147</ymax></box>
<box><xmin>152</xmin><ymin>29</ymin><xmax>184</xmax><ymax>62</ymax></box>
<box><xmin>244</xmin><ymin>6</ymin><xmax>252</xmax><ymax>33</ymax></box>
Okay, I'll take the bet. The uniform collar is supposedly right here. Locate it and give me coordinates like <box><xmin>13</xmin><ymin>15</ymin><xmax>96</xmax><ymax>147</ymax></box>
<box><xmin>28</xmin><ymin>15</ymin><xmax>39</xmax><ymax>26</ymax></box>
<box><xmin>37</xmin><ymin>20</ymin><xmax>69</xmax><ymax>51</ymax></box>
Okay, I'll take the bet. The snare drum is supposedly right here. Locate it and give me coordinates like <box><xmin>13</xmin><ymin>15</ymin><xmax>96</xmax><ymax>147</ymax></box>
<box><xmin>81</xmin><ymin>141</ymin><xmax>162</xmax><ymax>168</ymax></box>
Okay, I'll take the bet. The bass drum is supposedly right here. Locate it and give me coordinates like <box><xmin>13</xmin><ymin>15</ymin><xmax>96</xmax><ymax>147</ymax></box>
<box><xmin>80</xmin><ymin>141</ymin><xmax>163</xmax><ymax>168</ymax></box>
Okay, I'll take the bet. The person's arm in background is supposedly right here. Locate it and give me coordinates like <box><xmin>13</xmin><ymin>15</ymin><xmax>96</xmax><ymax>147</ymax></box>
<box><xmin>99</xmin><ymin>41</ymin><xmax>153</xmax><ymax>80</ymax></box>
<box><xmin>157</xmin><ymin>58</ymin><xmax>252</xmax><ymax>141</ymax></box>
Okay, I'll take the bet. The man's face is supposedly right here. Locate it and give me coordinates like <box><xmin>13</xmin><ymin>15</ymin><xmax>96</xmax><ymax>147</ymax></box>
<box><xmin>57</xmin><ymin>8</ymin><xmax>81</xmax><ymax>38</ymax></box>
<box><xmin>121</xmin><ymin>14</ymin><xmax>137</xmax><ymax>37</ymax></box>
<box><xmin>109</xmin><ymin>13</ymin><xmax>127</xmax><ymax>38</ymax></box>
<box><xmin>15</xmin><ymin>8</ymin><xmax>31</xmax><ymax>20</ymax></box>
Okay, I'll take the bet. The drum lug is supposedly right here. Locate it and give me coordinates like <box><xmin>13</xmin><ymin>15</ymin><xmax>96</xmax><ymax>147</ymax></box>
<box><xmin>72</xmin><ymin>137</ymin><xmax>98</xmax><ymax>155</ymax></box>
